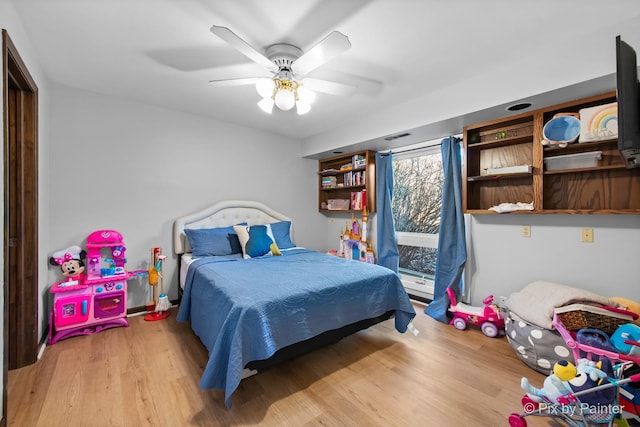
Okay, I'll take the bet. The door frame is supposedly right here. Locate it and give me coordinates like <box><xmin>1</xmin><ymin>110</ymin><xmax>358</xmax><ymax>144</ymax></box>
<box><xmin>3</xmin><ymin>28</ymin><xmax>39</xmax><ymax>425</ymax></box>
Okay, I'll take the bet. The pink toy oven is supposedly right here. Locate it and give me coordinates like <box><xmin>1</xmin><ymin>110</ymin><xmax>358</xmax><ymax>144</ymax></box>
<box><xmin>49</xmin><ymin>230</ymin><xmax>130</xmax><ymax>344</ymax></box>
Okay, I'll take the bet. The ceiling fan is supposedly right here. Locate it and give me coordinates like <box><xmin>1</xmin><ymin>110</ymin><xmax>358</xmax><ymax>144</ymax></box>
<box><xmin>208</xmin><ymin>25</ymin><xmax>356</xmax><ymax>115</ymax></box>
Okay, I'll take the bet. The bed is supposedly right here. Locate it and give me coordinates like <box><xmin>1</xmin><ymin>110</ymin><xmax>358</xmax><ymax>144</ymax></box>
<box><xmin>174</xmin><ymin>200</ymin><xmax>416</xmax><ymax>407</ymax></box>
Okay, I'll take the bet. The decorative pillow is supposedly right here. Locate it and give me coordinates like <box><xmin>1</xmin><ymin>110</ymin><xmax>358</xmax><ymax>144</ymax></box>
<box><xmin>269</xmin><ymin>221</ymin><xmax>295</xmax><ymax>249</ymax></box>
<box><xmin>227</xmin><ymin>233</ymin><xmax>242</xmax><ymax>254</ymax></box>
<box><xmin>233</xmin><ymin>224</ymin><xmax>282</xmax><ymax>258</ymax></box>
<box><xmin>184</xmin><ymin>223</ymin><xmax>246</xmax><ymax>257</ymax></box>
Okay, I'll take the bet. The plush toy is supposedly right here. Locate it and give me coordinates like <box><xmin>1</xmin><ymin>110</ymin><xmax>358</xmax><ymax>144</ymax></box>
<box><xmin>49</xmin><ymin>245</ymin><xmax>87</xmax><ymax>280</ymax></box>
<box><xmin>521</xmin><ymin>358</ymin><xmax>617</xmax><ymax>407</ymax></box>
<box><xmin>521</xmin><ymin>359</ymin><xmax>576</xmax><ymax>403</ymax></box>
<box><xmin>611</xmin><ymin>323</ymin><xmax>640</xmax><ymax>356</ymax></box>
<box><xmin>576</xmin><ymin>328</ymin><xmax>619</xmax><ymax>353</ymax></box>
<box><xmin>565</xmin><ymin>357</ymin><xmax>616</xmax><ymax>410</ymax></box>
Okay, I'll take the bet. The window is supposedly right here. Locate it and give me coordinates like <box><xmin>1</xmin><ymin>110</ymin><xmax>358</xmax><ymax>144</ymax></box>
<box><xmin>392</xmin><ymin>142</ymin><xmax>444</xmax><ymax>299</ymax></box>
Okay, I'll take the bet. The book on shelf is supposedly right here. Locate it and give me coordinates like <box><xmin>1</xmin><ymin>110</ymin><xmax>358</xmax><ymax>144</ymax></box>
<box><xmin>350</xmin><ymin>190</ymin><xmax>366</xmax><ymax>210</ymax></box>
<box><xmin>343</xmin><ymin>170</ymin><xmax>366</xmax><ymax>187</ymax></box>
<box><xmin>351</xmin><ymin>192</ymin><xmax>359</xmax><ymax>210</ymax></box>
<box><xmin>322</xmin><ymin>176</ymin><xmax>337</xmax><ymax>188</ymax></box>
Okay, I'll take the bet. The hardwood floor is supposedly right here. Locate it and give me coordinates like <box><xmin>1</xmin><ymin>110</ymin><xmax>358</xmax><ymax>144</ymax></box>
<box><xmin>8</xmin><ymin>302</ymin><xmax>560</xmax><ymax>426</ymax></box>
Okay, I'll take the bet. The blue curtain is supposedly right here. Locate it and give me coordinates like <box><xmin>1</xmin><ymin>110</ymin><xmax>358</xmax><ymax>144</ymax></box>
<box><xmin>376</xmin><ymin>152</ymin><xmax>399</xmax><ymax>273</ymax></box>
<box><xmin>425</xmin><ymin>136</ymin><xmax>467</xmax><ymax>323</ymax></box>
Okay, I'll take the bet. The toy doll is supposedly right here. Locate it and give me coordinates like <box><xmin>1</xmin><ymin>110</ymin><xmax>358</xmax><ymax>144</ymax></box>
<box><xmin>49</xmin><ymin>245</ymin><xmax>87</xmax><ymax>282</ymax></box>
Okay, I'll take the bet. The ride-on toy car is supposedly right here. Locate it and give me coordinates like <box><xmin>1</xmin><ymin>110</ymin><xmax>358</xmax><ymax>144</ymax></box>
<box><xmin>446</xmin><ymin>287</ymin><xmax>505</xmax><ymax>337</ymax></box>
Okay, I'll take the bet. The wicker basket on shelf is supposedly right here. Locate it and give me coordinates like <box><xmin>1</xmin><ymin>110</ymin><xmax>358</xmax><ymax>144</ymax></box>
<box><xmin>554</xmin><ymin>303</ymin><xmax>634</xmax><ymax>334</ymax></box>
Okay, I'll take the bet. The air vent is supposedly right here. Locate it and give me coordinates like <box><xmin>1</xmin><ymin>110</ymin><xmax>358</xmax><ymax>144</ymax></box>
<box><xmin>384</xmin><ymin>132</ymin><xmax>411</xmax><ymax>141</ymax></box>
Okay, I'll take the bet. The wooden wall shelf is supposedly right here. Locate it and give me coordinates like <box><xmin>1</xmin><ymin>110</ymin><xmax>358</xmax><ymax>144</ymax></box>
<box><xmin>467</xmin><ymin>172</ymin><xmax>533</xmax><ymax>182</ymax></box>
<box><xmin>318</xmin><ymin>150</ymin><xmax>376</xmax><ymax>213</ymax></box>
<box><xmin>463</xmin><ymin>92</ymin><xmax>640</xmax><ymax>214</ymax></box>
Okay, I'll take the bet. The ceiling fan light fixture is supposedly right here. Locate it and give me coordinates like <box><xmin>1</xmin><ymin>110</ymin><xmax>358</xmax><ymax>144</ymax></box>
<box><xmin>257</xmin><ymin>97</ymin><xmax>274</xmax><ymax>114</ymax></box>
<box><xmin>209</xmin><ymin>26</ymin><xmax>354</xmax><ymax>117</ymax></box>
<box><xmin>256</xmin><ymin>78</ymin><xmax>275</xmax><ymax>98</ymax></box>
<box><xmin>274</xmin><ymin>86</ymin><xmax>296</xmax><ymax>111</ymax></box>
<box><xmin>297</xmin><ymin>85</ymin><xmax>315</xmax><ymax>105</ymax></box>
<box><xmin>296</xmin><ymin>101</ymin><xmax>311</xmax><ymax>115</ymax></box>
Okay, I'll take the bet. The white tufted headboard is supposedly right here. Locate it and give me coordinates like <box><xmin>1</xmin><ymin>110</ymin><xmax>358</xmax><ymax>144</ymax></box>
<box><xmin>173</xmin><ymin>200</ymin><xmax>293</xmax><ymax>255</ymax></box>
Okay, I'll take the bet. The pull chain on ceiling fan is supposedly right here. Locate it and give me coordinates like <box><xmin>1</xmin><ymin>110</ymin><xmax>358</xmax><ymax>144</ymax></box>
<box><xmin>208</xmin><ymin>25</ymin><xmax>355</xmax><ymax>115</ymax></box>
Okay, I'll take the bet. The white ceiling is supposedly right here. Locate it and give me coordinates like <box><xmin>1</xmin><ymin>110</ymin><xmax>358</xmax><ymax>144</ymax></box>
<box><xmin>11</xmin><ymin>0</ymin><xmax>640</xmax><ymax>152</ymax></box>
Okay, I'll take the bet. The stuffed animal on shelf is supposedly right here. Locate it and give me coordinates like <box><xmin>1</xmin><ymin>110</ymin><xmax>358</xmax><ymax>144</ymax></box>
<box><xmin>49</xmin><ymin>245</ymin><xmax>87</xmax><ymax>282</ymax></box>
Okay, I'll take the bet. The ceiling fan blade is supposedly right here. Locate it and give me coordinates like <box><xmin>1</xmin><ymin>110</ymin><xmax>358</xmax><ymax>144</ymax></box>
<box><xmin>208</xmin><ymin>77</ymin><xmax>263</xmax><ymax>87</ymax></box>
<box><xmin>292</xmin><ymin>31</ymin><xmax>351</xmax><ymax>75</ymax></box>
<box><xmin>301</xmin><ymin>78</ymin><xmax>357</xmax><ymax>96</ymax></box>
<box><xmin>210</xmin><ymin>25</ymin><xmax>276</xmax><ymax>72</ymax></box>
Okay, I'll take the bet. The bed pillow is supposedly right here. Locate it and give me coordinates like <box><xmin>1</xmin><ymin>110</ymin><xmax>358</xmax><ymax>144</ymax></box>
<box><xmin>233</xmin><ymin>224</ymin><xmax>282</xmax><ymax>258</ymax></box>
<box><xmin>184</xmin><ymin>223</ymin><xmax>246</xmax><ymax>257</ymax></box>
<box><xmin>269</xmin><ymin>221</ymin><xmax>295</xmax><ymax>249</ymax></box>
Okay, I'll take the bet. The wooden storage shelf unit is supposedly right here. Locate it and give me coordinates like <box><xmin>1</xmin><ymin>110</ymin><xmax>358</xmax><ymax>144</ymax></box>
<box><xmin>463</xmin><ymin>91</ymin><xmax>640</xmax><ymax>214</ymax></box>
<box><xmin>464</xmin><ymin>114</ymin><xmax>535</xmax><ymax>213</ymax></box>
<box><xmin>318</xmin><ymin>150</ymin><xmax>376</xmax><ymax>213</ymax></box>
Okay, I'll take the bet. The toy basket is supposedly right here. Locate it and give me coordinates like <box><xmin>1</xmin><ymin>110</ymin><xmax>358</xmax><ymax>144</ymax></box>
<box><xmin>553</xmin><ymin>311</ymin><xmax>640</xmax><ymax>366</ymax></box>
<box><xmin>554</xmin><ymin>303</ymin><xmax>633</xmax><ymax>334</ymax></box>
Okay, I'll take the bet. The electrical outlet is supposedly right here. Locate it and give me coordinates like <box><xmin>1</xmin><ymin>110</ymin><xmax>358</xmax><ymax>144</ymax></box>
<box><xmin>521</xmin><ymin>225</ymin><xmax>531</xmax><ymax>238</ymax></box>
<box><xmin>581</xmin><ymin>228</ymin><xmax>594</xmax><ymax>243</ymax></box>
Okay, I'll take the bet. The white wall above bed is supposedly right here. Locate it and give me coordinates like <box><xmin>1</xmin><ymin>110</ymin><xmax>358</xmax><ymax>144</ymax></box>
<box><xmin>47</xmin><ymin>83</ymin><xmax>325</xmax><ymax>308</ymax></box>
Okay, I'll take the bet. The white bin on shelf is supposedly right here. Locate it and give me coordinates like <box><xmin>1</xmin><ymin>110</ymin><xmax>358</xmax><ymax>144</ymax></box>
<box><xmin>544</xmin><ymin>151</ymin><xmax>602</xmax><ymax>171</ymax></box>
<box><xmin>327</xmin><ymin>199</ymin><xmax>350</xmax><ymax>210</ymax></box>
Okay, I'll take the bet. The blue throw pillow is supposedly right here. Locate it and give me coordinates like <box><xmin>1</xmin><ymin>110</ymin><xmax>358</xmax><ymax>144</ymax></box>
<box><xmin>245</xmin><ymin>225</ymin><xmax>277</xmax><ymax>258</ymax></box>
<box><xmin>184</xmin><ymin>223</ymin><xmax>246</xmax><ymax>257</ymax></box>
<box><xmin>228</xmin><ymin>233</ymin><xmax>242</xmax><ymax>254</ymax></box>
<box><xmin>269</xmin><ymin>221</ymin><xmax>295</xmax><ymax>249</ymax></box>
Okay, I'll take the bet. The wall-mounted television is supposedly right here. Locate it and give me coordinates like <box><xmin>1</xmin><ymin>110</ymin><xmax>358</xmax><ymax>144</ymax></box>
<box><xmin>616</xmin><ymin>35</ymin><xmax>640</xmax><ymax>168</ymax></box>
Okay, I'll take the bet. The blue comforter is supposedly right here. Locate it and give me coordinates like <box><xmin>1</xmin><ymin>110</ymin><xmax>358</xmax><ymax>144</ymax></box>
<box><xmin>177</xmin><ymin>248</ymin><xmax>416</xmax><ymax>407</ymax></box>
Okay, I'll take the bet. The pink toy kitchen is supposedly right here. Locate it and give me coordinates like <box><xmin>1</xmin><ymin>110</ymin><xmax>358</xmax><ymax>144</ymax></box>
<box><xmin>48</xmin><ymin>229</ymin><xmax>138</xmax><ymax>344</ymax></box>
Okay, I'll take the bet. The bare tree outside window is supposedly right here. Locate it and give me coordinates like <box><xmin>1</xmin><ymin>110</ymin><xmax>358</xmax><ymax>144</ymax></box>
<box><xmin>392</xmin><ymin>151</ymin><xmax>444</xmax><ymax>278</ymax></box>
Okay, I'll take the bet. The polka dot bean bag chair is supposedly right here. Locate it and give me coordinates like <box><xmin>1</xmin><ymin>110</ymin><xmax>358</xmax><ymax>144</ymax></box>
<box><xmin>505</xmin><ymin>310</ymin><xmax>573</xmax><ymax>375</ymax></box>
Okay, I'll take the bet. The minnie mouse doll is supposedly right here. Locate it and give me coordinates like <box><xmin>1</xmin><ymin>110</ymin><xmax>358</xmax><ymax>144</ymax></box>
<box><xmin>49</xmin><ymin>245</ymin><xmax>87</xmax><ymax>282</ymax></box>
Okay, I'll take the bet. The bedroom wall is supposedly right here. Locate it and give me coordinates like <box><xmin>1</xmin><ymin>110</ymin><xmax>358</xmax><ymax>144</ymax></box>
<box><xmin>467</xmin><ymin>215</ymin><xmax>640</xmax><ymax>304</ymax></box>
<box><xmin>48</xmin><ymin>83</ymin><xmax>322</xmax><ymax>312</ymax></box>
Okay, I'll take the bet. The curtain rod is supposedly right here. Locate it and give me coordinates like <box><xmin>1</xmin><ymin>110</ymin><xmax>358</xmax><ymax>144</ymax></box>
<box><xmin>379</xmin><ymin>136</ymin><xmax>461</xmax><ymax>156</ymax></box>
